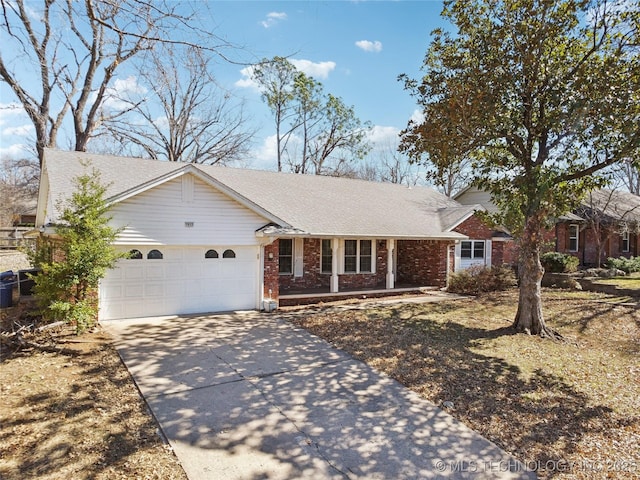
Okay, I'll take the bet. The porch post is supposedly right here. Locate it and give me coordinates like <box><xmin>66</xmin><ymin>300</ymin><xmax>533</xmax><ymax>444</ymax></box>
<box><xmin>330</xmin><ymin>237</ymin><xmax>339</xmax><ymax>293</ymax></box>
<box><xmin>386</xmin><ymin>239</ymin><xmax>395</xmax><ymax>289</ymax></box>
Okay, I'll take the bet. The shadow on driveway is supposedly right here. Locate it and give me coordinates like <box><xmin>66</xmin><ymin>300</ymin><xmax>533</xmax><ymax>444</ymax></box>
<box><xmin>103</xmin><ymin>312</ymin><xmax>536</xmax><ymax>480</ymax></box>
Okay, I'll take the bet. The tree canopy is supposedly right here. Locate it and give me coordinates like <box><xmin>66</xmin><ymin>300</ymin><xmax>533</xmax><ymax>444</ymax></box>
<box><xmin>401</xmin><ymin>0</ymin><xmax>640</xmax><ymax>337</ymax></box>
<box><xmin>253</xmin><ymin>56</ymin><xmax>371</xmax><ymax>175</ymax></box>
<box><xmin>0</xmin><ymin>0</ymin><xmax>235</xmax><ymax>166</ymax></box>
<box><xmin>32</xmin><ymin>165</ymin><xmax>126</xmax><ymax>333</ymax></box>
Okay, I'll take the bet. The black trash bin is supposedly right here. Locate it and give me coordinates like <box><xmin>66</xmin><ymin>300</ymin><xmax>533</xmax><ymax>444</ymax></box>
<box><xmin>18</xmin><ymin>268</ymin><xmax>40</xmax><ymax>296</ymax></box>
<box><xmin>0</xmin><ymin>270</ymin><xmax>16</xmax><ymax>308</ymax></box>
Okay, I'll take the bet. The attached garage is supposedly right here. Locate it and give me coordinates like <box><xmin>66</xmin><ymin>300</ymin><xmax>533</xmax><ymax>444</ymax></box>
<box><xmin>99</xmin><ymin>245</ymin><xmax>260</xmax><ymax>320</ymax></box>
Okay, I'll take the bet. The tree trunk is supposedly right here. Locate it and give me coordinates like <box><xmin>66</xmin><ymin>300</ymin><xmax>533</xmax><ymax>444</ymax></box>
<box><xmin>513</xmin><ymin>214</ymin><xmax>561</xmax><ymax>339</ymax></box>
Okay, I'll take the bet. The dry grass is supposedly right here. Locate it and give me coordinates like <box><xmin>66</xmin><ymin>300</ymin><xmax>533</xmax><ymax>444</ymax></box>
<box><xmin>289</xmin><ymin>289</ymin><xmax>640</xmax><ymax>479</ymax></box>
<box><xmin>0</xmin><ymin>324</ymin><xmax>187</xmax><ymax>480</ymax></box>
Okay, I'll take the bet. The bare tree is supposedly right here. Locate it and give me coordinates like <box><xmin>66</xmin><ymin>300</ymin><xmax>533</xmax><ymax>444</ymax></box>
<box><xmin>99</xmin><ymin>46</ymin><xmax>254</xmax><ymax>164</ymax></box>
<box><xmin>0</xmin><ymin>0</ymin><xmax>232</xmax><ymax>166</ymax></box>
<box><xmin>611</xmin><ymin>159</ymin><xmax>640</xmax><ymax>195</ymax></box>
<box><xmin>356</xmin><ymin>141</ymin><xmax>420</xmax><ymax>186</ymax></box>
<box><xmin>0</xmin><ymin>157</ymin><xmax>39</xmax><ymax>226</ymax></box>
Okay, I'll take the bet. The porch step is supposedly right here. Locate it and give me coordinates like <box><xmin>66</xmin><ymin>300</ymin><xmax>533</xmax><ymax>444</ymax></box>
<box><xmin>278</xmin><ymin>286</ymin><xmax>438</xmax><ymax>307</ymax></box>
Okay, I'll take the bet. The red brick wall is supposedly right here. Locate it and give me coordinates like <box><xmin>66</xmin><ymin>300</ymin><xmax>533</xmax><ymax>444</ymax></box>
<box><xmin>339</xmin><ymin>240</ymin><xmax>387</xmax><ymax>290</ymax></box>
<box><xmin>396</xmin><ymin>240</ymin><xmax>450</xmax><ymax>287</ymax></box>
<box><xmin>278</xmin><ymin>238</ymin><xmax>329</xmax><ymax>292</ymax></box>
<box><xmin>453</xmin><ymin>215</ymin><xmax>495</xmax><ymax>239</ymax></box>
<box><xmin>278</xmin><ymin>238</ymin><xmax>389</xmax><ymax>292</ymax></box>
<box><xmin>554</xmin><ymin>222</ymin><xmax>631</xmax><ymax>267</ymax></box>
<box><xmin>263</xmin><ymin>240</ymin><xmax>279</xmax><ymax>300</ymax></box>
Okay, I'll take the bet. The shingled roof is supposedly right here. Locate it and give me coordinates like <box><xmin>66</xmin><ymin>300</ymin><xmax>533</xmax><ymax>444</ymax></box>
<box><xmin>39</xmin><ymin>149</ymin><xmax>482</xmax><ymax>239</ymax></box>
<box><xmin>579</xmin><ymin>189</ymin><xmax>640</xmax><ymax>224</ymax></box>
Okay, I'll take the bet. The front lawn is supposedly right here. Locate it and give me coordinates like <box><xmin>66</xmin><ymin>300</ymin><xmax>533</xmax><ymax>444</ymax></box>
<box><xmin>289</xmin><ymin>290</ymin><xmax>640</xmax><ymax>479</ymax></box>
<box><xmin>591</xmin><ymin>277</ymin><xmax>640</xmax><ymax>289</ymax></box>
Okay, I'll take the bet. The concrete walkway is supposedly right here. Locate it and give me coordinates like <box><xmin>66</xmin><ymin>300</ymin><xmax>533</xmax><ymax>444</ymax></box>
<box><xmin>103</xmin><ymin>311</ymin><xmax>535</xmax><ymax>480</ymax></box>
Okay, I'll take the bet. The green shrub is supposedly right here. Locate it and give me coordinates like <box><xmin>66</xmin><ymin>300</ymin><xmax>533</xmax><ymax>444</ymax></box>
<box><xmin>447</xmin><ymin>265</ymin><xmax>517</xmax><ymax>295</ymax></box>
<box><xmin>540</xmin><ymin>252</ymin><xmax>579</xmax><ymax>273</ymax></box>
<box><xmin>605</xmin><ymin>256</ymin><xmax>640</xmax><ymax>273</ymax></box>
<box><xmin>31</xmin><ymin>167</ymin><xmax>126</xmax><ymax>334</ymax></box>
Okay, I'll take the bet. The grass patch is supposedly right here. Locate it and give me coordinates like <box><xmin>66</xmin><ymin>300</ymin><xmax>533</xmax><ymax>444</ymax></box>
<box><xmin>289</xmin><ymin>289</ymin><xmax>640</xmax><ymax>479</ymax></box>
<box><xmin>592</xmin><ymin>277</ymin><xmax>640</xmax><ymax>288</ymax></box>
<box><xmin>0</xmin><ymin>325</ymin><xmax>187</xmax><ymax>480</ymax></box>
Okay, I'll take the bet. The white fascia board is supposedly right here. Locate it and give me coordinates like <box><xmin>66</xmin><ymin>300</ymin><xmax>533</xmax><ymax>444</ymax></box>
<box><xmin>259</xmin><ymin>232</ymin><xmax>469</xmax><ymax>240</ymax></box>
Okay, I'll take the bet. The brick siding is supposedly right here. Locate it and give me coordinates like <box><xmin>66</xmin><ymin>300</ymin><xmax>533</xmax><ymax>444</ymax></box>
<box><xmin>396</xmin><ymin>239</ymin><xmax>450</xmax><ymax>287</ymax></box>
<box><xmin>263</xmin><ymin>240</ymin><xmax>279</xmax><ymax>301</ymax></box>
<box><xmin>278</xmin><ymin>238</ymin><xmax>389</xmax><ymax>292</ymax></box>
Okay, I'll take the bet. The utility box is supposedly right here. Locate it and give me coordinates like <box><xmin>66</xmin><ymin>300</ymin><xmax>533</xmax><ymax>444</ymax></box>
<box><xmin>263</xmin><ymin>300</ymin><xmax>277</xmax><ymax>313</ymax></box>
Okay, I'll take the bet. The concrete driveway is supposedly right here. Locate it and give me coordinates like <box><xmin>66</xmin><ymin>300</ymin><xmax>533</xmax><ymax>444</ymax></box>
<box><xmin>103</xmin><ymin>312</ymin><xmax>535</xmax><ymax>480</ymax></box>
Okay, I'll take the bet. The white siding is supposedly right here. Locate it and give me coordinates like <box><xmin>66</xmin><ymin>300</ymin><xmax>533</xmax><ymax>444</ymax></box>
<box><xmin>456</xmin><ymin>187</ymin><xmax>499</xmax><ymax>213</ymax></box>
<box><xmin>109</xmin><ymin>174</ymin><xmax>269</xmax><ymax>246</ymax></box>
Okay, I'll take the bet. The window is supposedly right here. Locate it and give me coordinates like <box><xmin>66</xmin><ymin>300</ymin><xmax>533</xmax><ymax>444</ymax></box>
<box><xmin>147</xmin><ymin>249</ymin><xmax>163</xmax><ymax>259</ymax></box>
<box><xmin>343</xmin><ymin>239</ymin><xmax>374</xmax><ymax>274</ymax></box>
<box><xmin>205</xmin><ymin>249</ymin><xmax>219</xmax><ymax>259</ymax></box>
<box><xmin>222</xmin><ymin>249</ymin><xmax>236</xmax><ymax>258</ymax></box>
<box><xmin>622</xmin><ymin>231</ymin><xmax>630</xmax><ymax>253</ymax></box>
<box><xmin>359</xmin><ymin>240</ymin><xmax>372</xmax><ymax>273</ymax></box>
<box><xmin>321</xmin><ymin>239</ymin><xmax>333</xmax><ymax>273</ymax></box>
<box><xmin>568</xmin><ymin>225</ymin><xmax>579</xmax><ymax>252</ymax></box>
<box><xmin>278</xmin><ymin>239</ymin><xmax>293</xmax><ymax>274</ymax></box>
<box><xmin>128</xmin><ymin>249</ymin><xmax>142</xmax><ymax>259</ymax></box>
<box><xmin>344</xmin><ymin>240</ymin><xmax>358</xmax><ymax>273</ymax></box>
<box><xmin>460</xmin><ymin>240</ymin><xmax>484</xmax><ymax>259</ymax></box>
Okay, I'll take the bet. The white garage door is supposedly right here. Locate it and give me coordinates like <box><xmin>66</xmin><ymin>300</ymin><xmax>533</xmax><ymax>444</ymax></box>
<box><xmin>99</xmin><ymin>246</ymin><xmax>259</xmax><ymax>320</ymax></box>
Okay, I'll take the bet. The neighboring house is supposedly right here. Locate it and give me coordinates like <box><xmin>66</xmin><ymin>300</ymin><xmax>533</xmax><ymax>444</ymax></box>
<box><xmin>455</xmin><ymin>185</ymin><xmax>640</xmax><ymax>268</ymax></box>
<box><xmin>453</xmin><ymin>186</ymin><xmax>518</xmax><ymax>270</ymax></box>
<box><xmin>558</xmin><ymin>189</ymin><xmax>640</xmax><ymax>266</ymax></box>
<box><xmin>36</xmin><ymin>149</ymin><xmax>491</xmax><ymax>320</ymax></box>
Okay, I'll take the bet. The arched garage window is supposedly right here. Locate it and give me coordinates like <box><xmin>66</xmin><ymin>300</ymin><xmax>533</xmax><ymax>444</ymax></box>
<box><xmin>222</xmin><ymin>249</ymin><xmax>236</xmax><ymax>258</ymax></box>
<box><xmin>128</xmin><ymin>249</ymin><xmax>143</xmax><ymax>259</ymax></box>
<box><xmin>147</xmin><ymin>249</ymin><xmax>163</xmax><ymax>259</ymax></box>
<box><xmin>205</xmin><ymin>249</ymin><xmax>219</xmax><ymax>259</ymax></box>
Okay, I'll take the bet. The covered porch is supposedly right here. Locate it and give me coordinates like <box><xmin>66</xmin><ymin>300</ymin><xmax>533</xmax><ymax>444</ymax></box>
<box><xmin>261</xmin><ymin>235</ymin><xmax>456</xmax><ymax>307</ymax></box>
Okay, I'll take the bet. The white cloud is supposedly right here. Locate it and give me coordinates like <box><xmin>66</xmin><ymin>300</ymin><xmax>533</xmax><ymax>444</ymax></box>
<box><xmin>98</xmin><ymin>76</ymin><xmax>147</xmax><ymax>110</ymax></box>
<box><xmin>368</xmin><ymin>125</ymin><xmax>401</xmax><ymax>147</ymax></box>
<box><xmin>2</xmin><ymin>124</ymin><xmax>34</xmax><ymax>137</ymax></box>
<box><xmin>253</xmin><ymin>134</ymin><xmax>278</xmax><ymax>165</ymax></box>
<box><xmin>235</xmin><ymin>59</ymin><xmax>336</xmax><ymax>91</ymax></box>
<box><xmin>410</xmin><ymin>109</ymin><xmax>425</xmax><ymax>124</ymax></box>
<box><xmin>290</xmin><ymin>59</ymin><xmax>336</xmax><ymax>79</ymax></box>
<box><xmin>0</xmin><ymin>102</ymin><xmax>28</xmax><ymax>127</ymax></box>
<box><xmin>355</xmin><ymin>40</ymin><xmax>383</xmax><ymax>53</ymax></box>
<box><xmin>261</xmin><ymin>11</ymin><xmax>287</xmax><ymax>28</ymax></box>
<box><xmin>0</xmin><ymin>143</ymin><xmax>30</xmax><ymax>160</ymax></box>
<box><xmin>234</xmin><ymin>66</ymin><xmax>260</xmax><ymax>91</ymax></box>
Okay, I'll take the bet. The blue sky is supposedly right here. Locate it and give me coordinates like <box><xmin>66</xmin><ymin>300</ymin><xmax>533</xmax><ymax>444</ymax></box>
<box><xmin>0</xmin><ymin>1</ymin><xmax>447</xmax><ymax>170</ymax></box>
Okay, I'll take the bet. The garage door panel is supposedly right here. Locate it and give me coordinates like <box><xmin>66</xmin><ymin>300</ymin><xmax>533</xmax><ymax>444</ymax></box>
<box><xmin>145</xmin><ymin>265</ymin><xmax>165</xmax><ymax>280</ymax></box>
<box><xmin>100</xmin><ymin>246</ymin><xmax>259</xmax><ymax>320</ymax></box>
<box><xmin>145</xmin><ymin>283</ymin><xmax>165</xmax><ymax>297</ymax></box>
<box><xmin>124</xmin><ymin>285</ymin><xmax>143</xmax><ymax>298</ymax></box>
<box><xmin>103</xmin><ymin>285</ymin><xmax>123</xmax><ymax>300</ymax></box>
